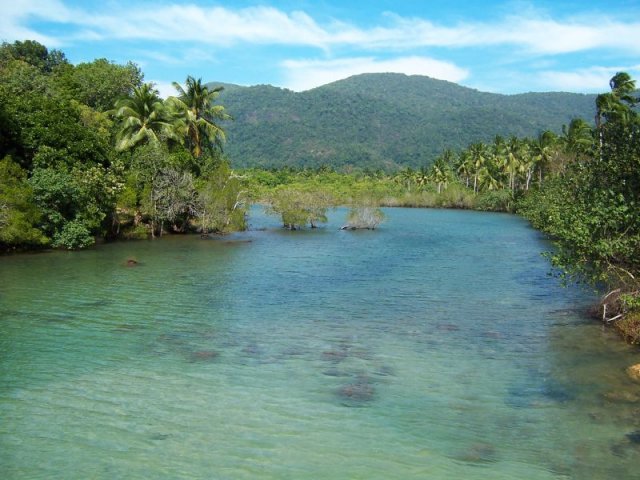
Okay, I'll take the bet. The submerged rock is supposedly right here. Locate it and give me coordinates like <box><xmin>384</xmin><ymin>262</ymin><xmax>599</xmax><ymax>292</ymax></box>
<box><xmin>626</xmin><ymin>364</ymin><xmax>640</xmax><ymax>382</ymax></box>
<box><xmin>189</xmin><ymin>350</ymin><xmax>219</xmax><ymax>362</ymax></box>
<box><xmin>336</xmin><ymin>375</ymin><xmax>375</xmax><ymax>406</ymax></box>
<box><xmin>611</xmin><ymin>430</ymin><xmax>640</xmax><ymax>457</ymax></box>
<box><xmin>626</xmin><ymin>430</ymin><xmax>640</xmax><ymax>444</ymax></box>
<box><xmin>603</xmin><ymin>390</ymin><xmax>640</xmax><ymax>403</ymax></box>
<box><xmin>322</xmin><ymin>349</ymin><xmax>349</xmax><ymax>363</ymax></box>
<box><xmin>453</xmin><ymin>443</ymin><xmax>498</xmax><ymax>464</ymax></box>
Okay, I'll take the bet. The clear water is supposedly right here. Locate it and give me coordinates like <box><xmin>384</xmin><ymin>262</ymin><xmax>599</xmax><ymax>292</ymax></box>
<box><xmin>1</xmin><ymin>208</ymin><xmax>639</xmax><ymax>479</ymax></box>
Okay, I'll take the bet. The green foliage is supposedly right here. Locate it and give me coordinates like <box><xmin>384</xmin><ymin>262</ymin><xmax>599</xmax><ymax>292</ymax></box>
<box><xmin>265</xmin><ymin>187</ymin><xmax>334</xmax><ymax>229</ymax></box>
<box><xmin>167</xmin><ymin>76</ymin><xmax>230</xmax><ymax>160</ymax></box>
<box><xmin>518</xmin><ymin>73</ymin><xmax>640</xmax><ymax>294</ymax></box>
<box><xmin>0</xmin><ymin>156</ymin><xmax>48</xmax><ymax>248</ymax></box>
<box><xmin>198</xmin><ymin>163</ymin><xmax>248</xmax><ymax>233</ymax></box>
<box><xmin>0</xmin><ymin>40</ymin><xmax>68</xmax><ymax>72</ymax></box>
<box><xmin>152</xmin><ymin>168</ymin><xmax>199</xmax><ymax>233</ymax></box>
<box><xmin>52</xmin><ymin>220</ymin><xmax>95</xmax><ymax>250</ymax></box>
<box><xmin>475</xmin><ymin>189</ymin><xmax>515</xmax><ymax>212</ymax></box>
<box><xmin>56</xmin><ymin>58</ymin><xmax>142</xmax><ymax>111</ymax></box>
<box><xmin>111</xmin><ymin>83</ymin><xmax>174</xmax><ymax>152</ymax></box>
<box><xmin>345</xmin><ymin>197</ymin><xmax>385</xmax><ymax>229</ymax></box>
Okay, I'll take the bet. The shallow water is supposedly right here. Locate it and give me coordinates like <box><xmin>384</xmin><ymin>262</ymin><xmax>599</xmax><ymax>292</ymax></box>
<box><xmin>1</xmin><ymin>208</ymin><xmax>639</xmax><ymax>479</ymax></box>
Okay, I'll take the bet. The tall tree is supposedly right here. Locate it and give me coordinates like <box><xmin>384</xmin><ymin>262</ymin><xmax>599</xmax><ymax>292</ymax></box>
<box><xmin>112</xmin><ymin>83</ymin><xmax>173</xmax><ymax>152</ymax></box>
<box><xmin>168</xmin><ymin>76</ymin><xmax>229</xmax><ymax>159</ymax></box>
<box><xmin>468</xmin><ymin>142</ymin><xmax>488</xmax><ymax>193</ymax></box>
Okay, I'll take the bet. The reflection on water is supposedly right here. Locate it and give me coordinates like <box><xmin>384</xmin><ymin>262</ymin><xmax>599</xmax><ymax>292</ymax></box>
<box><xmin>1</xmin><ymin>208</ymin><xmax>639</xmax><ymax>479</ymax></box>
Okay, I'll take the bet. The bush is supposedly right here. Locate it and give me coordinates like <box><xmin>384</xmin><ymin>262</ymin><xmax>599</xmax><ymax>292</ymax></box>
<box><xmin>475</xmin><ymin>190</ymin><xmax>514</xmax><ymax>212</ymax></box>
<box><xmin>52</xmin><ymin>220</ymin><xmax>95</xmax><ymax>249</ymax></box>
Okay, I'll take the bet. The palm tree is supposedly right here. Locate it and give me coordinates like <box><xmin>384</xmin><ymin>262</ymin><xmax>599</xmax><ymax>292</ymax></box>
<box><xmin>596</xmin><ymin>72</ymin><xmax>637</xmax><ymax>128</ymax></box>
<box><xmin>456</xmin><ymin>150</ymin><xmax>473</xmax><ymax>188</ymax></box>
<box><xmin>502</xmin><ymin>136</ymin><xmax>523</xmax><ymax>193</ymax></box>
<box><xmin>429</xmin><ymin>156</ymin><xmax>451</xmax><ymax>194</ymax></box>
<box><xmin>168</xmin><ymin>76</ymin><xmax>230</xmax><ymax>159</ymax></box>
<box><xmin>468</xmin><ymin>142</ymin><xmax>488</xmax><ymax>193</ymax></box>
<box><xmin>560</xmin><ymin>118</ymin><xmax>593</xmax><ymax>166</ymax></box>
<box><xmin>397</xmin><ymin>167</ymin><xmax>416</xmax><ymax>191</ymax></box>
<box><xmin>112</xmin><ymin>83</ymin><xmax>172</xmax><ymax>151</ymax></box>
<box><xmin>477</xmin><ymin>165</ymin><xmax>500</xmax><ymax>191</ymax></box>
<box><xmin>529</xmin><ymin>131</ymin><xmax>558</xmax><ymax>186</ymax></box>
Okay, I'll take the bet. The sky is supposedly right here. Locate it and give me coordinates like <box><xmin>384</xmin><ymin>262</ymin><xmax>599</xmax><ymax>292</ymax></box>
<box><xmin>2</xmin><ymin>0</ymin><xmax>640</xmax><ymax>97</ymax></box>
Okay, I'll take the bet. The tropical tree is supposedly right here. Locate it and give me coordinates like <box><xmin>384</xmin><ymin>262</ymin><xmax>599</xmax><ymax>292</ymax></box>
<box><xmin>456</xmin><ymin>150</ymin><xmax>473</xmax><ymax>188</ymax></box>
<box><xmin>198</xmin><ymin>163</ymin><xmax>248</xmax><ymax>234</ymax></box>
<box><xmin>396</xmin><ymin>167</ymin><xmax>416</xmax><ymax>191</ymax></box>
<box><xmin>112</xmin><ymin>83</ymin><xmax>173</xmax><ymax>152</ymax></box>
<box><xmin>266</xmin><ymin>187</ymin><xmax>334</xmax><ymax>230</ymax></box>
<box><xmin>429</xmin><ymin>154</ymin><xmax>453</xmax><ymax>194</ymax></box>
<box><xmin>467</xmin><ymin>142</ymin><xmax>488</xmax><ymax>193</ymax></box>
<box><xmin>502</xmin><ymin>136</ymin><xmax>524</xmax><ymax>193</ymax></box>
<box><xmin>152</xmin><ymin>168</ymin><xmax>199</xmax><ymax>235</ymax></box>
<box><xmin>529</xmin><ymin>131</ymin><xmax>558</xmax><ymax>186</ymax></box>
<box><xmin>168</xmin><ymin>76</ymin><xmax>230</xmax><ymax>160</ymax></box>
<box><xmin>560</xmin><ymin>118</ymin><xmax>593</xmax><ymax>162</ymax></box>
<box><xmin>596</xmin><ymin>72</ymin><xmax>638</xmax><ymax>128</ymax></box>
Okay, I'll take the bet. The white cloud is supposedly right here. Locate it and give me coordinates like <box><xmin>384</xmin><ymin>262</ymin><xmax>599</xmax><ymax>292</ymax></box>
<box><xmin>5</xmin><ymin>2</ymin><xmax>640</xmax><ymax>56</ymax></box>
<box><xmin>151</xmin><ymin>80</ymin><xmax>179</xmax><ymax>99</ymax></box>
<box><xmin>281</xmin><ymin>56</ymin><xmax>469</xmax><ymax>91</ymax></box>
<box><xmin>0</xmin><ymin>0</ymin><xmax>73</xmax><ymax>46</ymax></box>
<box><xmin>72</xmin><ymin>5</ymin><xmax>330</xmax><ymax>47</ymax></box>
<box><xmin>536</xmin><ymin>65</ymin><xmax>640</xmax><ymax>92</ymax></box>
<box><xmin>366</xmin><ymin>13</ymin><xmax>640</xmax><ymax>55</ymax></box>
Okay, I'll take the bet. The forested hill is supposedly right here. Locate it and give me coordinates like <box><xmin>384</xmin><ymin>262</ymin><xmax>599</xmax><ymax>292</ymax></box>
<box><xmin>213</xmin><ymin>73</ymin><xmax>596</xmax><ymax>171</ymax></box>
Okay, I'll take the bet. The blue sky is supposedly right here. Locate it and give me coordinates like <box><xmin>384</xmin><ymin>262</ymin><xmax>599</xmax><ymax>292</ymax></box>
<box><xmin>2</xmin><ymin>0</ymin><xmax>639</xmax><ymax>96</ymax></box>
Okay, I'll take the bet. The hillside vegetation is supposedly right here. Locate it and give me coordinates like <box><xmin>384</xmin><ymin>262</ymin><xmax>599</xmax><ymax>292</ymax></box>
<box><xmin>215</xmin><ymin>73</ymin><xmax>596</xmax><ymax>171</ymax></box>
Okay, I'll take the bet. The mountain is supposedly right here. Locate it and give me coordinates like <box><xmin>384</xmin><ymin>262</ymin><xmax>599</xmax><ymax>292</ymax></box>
<box><xmin>211</xmin><ymin>73</ymin><xmax>597</xmax><ymax>171</ymax></box>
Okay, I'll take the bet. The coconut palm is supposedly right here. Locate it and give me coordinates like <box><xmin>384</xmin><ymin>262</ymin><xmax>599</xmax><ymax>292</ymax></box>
<box><xmin>456</xmin><ymin>150</ymin><xmax>473</xmax><ymax>188</ymax></box>
<box><xmin>168</xmin><ymin>76</ymin><xmax>230</xmax><ymax>159</ymax></box>
<box><xmin>596</xmin><ymin>72</ymin><xmax>638</xmax><ymax>128</ymax></box>
<box><xmin>529</xmin><ymin>131</ymin><xmax>558</xmax><ymax>186</ymax></box>
<box><xmin>468</xmin><ymin>142</ymin><xmax>488</xmax><ymax>193</ymax></box>
<box><xmin>561</xmin><ymin>118</ymin><xmax>593</xmax><ymax>160</ymax></box>
<box><xmin>502</xmin><ymin>136</ymin><xmax>525</xmax><ymax>193</ymax></box>
<box><xmin>429</xmin><ymin>153</ymin><xmax>453</xmax><ymax>193</ymax></box>
<box><xmin>112</xmin><ymin>83</ymin><xmax>173</xmax><ymax>151</ymax></box>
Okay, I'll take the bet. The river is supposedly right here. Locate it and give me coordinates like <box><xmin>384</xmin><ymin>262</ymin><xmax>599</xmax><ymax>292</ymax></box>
<box><xmin>1</xmin><ymin>207</ymin><xmax>638</xmax><ymax>479</ymax></box>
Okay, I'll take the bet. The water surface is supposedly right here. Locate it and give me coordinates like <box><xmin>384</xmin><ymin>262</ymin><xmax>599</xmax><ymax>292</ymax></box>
<box><xmin>1</xmin><ymin>208</ymin><xmax>639</xmax><ymax>479</ymax></box>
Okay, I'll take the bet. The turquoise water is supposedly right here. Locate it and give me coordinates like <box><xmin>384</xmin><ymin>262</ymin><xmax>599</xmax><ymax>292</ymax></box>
<box><xmin>1</xmin><ymin>208</ymin><xmax>639</xmax><ymax>479</ymax></box>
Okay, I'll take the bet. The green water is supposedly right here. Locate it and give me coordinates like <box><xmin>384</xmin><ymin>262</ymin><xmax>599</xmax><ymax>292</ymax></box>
<box><xmin>1</xmin><ymin>208</ymin><xmax>639</xmax><ymax>479</ymax></box>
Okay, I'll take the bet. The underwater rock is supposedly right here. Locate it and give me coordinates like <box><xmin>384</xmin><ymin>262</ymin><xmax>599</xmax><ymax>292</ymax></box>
<box><xmin>125</xmin><ymin>258</ymin><xmax>139</xmax><ymax>266</ymax></box>
<box><xmin>626</xmin><ymin>364</ymin><xmax>640</xmax><ymax>382</ymax></box>
<box><xmin>337</xmin><ymin>375</ymin><xmax>375</xmax><ymax>406</ymax></box>
<box><xmin>373</xmin><ymin>365</ymin><xmax>395</xmax><ymax>377</ymax></box>
<box><xmin>221</xmin><ymin>239</ymin><xmax>253</xmax><ymax>246</ymax></box>
<box><xmin>322</xmin><ymin>349</ymin><xmax>349</xmax><ymax>363</ymax></box>
<box><xmin>603</xmin><ymin>390</ymin><xmax>640</xmax><ymax>403</ymax></box>
<box><xmin>626</xmin><ymin>430</ymin><xmax>640</xmax><ymax>444</ymax></box>
<box><xmin>436</xmin><ymin>323</ymin><xmax>460</xmax><ymax>332</ymax></box>
<box><xmin>242</xmin><ymin>343</ymin><xmax>262</xmax><ymax>357</ymax></box>
<box><xmin>611</xmin><ymin>430</ymin><xmax>640</xmax><ymax>457</ymax></box>
<box><xmin>453</xmin><ymin>443</ymin><xmax>498</xmax><ymax>464</ymax></box>
<box><xmin>189</xmin><ymin>350</ymin><xmax>219</xmax><ymax>362</ymax></box>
